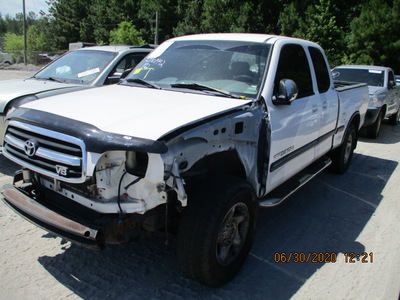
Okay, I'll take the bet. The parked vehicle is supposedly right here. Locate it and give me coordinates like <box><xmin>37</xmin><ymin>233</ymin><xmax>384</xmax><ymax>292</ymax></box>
<box><xmin>332</xmin><ymin>65</ymin><xmax>400</xmax><ymax>138</ymax></box>
<box><xmin>0</xmin><ymin>44</ymin><xmax>154</xmax><ymax>144</ymax></box>
<box><xmin>396</xmin><ymin>75</ymin><xmax>400</xmax><ymax>85</ymax></box>
<box><xmin>1</xmin><ymin>34</ymin><xmax>369</xmax><ymax>287</ymax></box>
<box><xmin>38</xmin><ymin>53</ymin><xmax>59</xmax><ymax>64</ymax></box>
<box><xmin>0</xmin><ymin>51</ymin><xmax>13</xmax><ymax>66</ymax></box>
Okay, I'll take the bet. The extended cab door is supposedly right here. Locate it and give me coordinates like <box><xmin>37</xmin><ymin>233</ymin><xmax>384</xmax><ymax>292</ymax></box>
<box><xmin>386</xmin><ymin>69</ymin><xmax>400</xmax><ymax>115</ymax></box>
<box><xmin>265</xmin><ymin>43</ymin><xmax>321</xmax><ymax>191</ymax></box>
<box><xmin>308</xmin><ymin>46</ymin><xmax>339</xmax><ymax>158</ymax></box>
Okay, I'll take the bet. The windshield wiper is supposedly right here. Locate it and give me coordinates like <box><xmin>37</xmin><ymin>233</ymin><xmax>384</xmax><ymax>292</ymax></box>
<box><xmin>34</xmin><ymin>76</ymin><xmax>65</xmax><ymax>83</ymax></box>
<box><xmin>170</xmin><ymin>83</ymin><xmax>241</xmax><ymax>99</ymax></box>
<box><xmin>125</xmin><ymin>78</ymin><xmax>161</xmax><ymax>89</ymax></box>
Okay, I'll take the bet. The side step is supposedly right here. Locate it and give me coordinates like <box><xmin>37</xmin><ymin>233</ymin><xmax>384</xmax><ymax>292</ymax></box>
<box><xmin>259</xmin><ymin>157</ymin><xmax>331</xmax><ymax>207</ymax></box>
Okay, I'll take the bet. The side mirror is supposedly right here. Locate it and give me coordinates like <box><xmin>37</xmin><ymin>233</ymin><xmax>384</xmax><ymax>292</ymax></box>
<box><xmin>388</xmin><ymin>80</ymin><xmax>395</xmax><ymax>89</ymax></box>
<box><xmin>272</xmin><ymin>79</ymin><xmax>298</xmax><ymax>105</ymax></box>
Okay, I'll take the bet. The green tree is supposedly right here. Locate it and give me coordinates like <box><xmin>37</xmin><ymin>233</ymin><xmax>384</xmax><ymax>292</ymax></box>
<box><xmin>138</xmin><ymin>0</ymin><xmax>179</xmax><ymax>43</ymax></box>
<box><xmin>278</xmin><ymin>0</ymin><xmax>344</xmax><ymax>66</ymax></box>
<box><xmin>277</xmin><ymin>2</ymin><xmax>302</xmax><ymax>37</ymax></box>
<box><xmin>27</xmin><ymin>25</ymin><xmax>47</xmax><ymax>51</ymax></box>
<box><xmin>109</xmin><ymin>21</ymin><xmax>145</xmax><ymax>45</ymax></box>
<box><xmin>253</xmin><ymin>0</ymin><xmax>294</xmax><ymax>34</ymax></box>
<box><xmin>348</xmin><ymin>0</ymin><xmax>400</xmax><ymax>73</ymax></box>
<box><xmin>173</xmin><ymin>0</ymin><xmax>203</xmax><ymax>36</ymax></box>
<box><xmin>200</xmin><ymin>0</ymin><xmax>256</xmax><ymax>33</ymax></box>
<box><xmin>0</xmin><ymin>14</ymin><xmax>7</xmax><ymax>36</ymax></box>
<box><xmin>3</xmin><ymin>32</ymin><xmax>23</xmax><ymax>50</ymax></box>
<box><xmin>82</xmin><ymin>0</ymin><xmax>142</xmax><ymax>44</ymax></box>
<box><xmin>47</xmin><ymin>0</ymin><xmax>94</xmax><ymax>49</ymax></box>
<box><xmin>301</xmin><ymin>0</ymin><xmax>344</xmax><ymax>66</ymax></box>
<box><xmin>3</xmin><ymin>32</ymin><xmax>23</xmax><ymax>63</ymax></box>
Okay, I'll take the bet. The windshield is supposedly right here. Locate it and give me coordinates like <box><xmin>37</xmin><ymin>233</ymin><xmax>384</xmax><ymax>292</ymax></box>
<box><xmin>124</xmin><ymin>40</ymin><xmax>271</xmax><ymax>99</ymax></box>
<box><xmin>332</xmin><ymin>68</ymin><xmax>385</xmax><ymax>87</ymax></box>
<box><xmin>34</xmin><ymin>50</ymin><xmax>117</xmax><ymax>85</ymax></box>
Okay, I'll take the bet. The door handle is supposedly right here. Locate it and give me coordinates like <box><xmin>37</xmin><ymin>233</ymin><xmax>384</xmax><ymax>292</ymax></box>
<box><xmin>312</xmin><ymin>105</ymin><xmax>318</xmax><ymax>114</ymax></box>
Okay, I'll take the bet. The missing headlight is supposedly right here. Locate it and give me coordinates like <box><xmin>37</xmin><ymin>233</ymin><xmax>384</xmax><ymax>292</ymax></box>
<box><xmin>125</xmin><ymin>151</ymin><xmax>148</xmax><ymax>177</ymax></box>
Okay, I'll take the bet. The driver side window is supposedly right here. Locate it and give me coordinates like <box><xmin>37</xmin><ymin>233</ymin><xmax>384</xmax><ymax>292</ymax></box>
<box><xmin>274</xmin><ymin>44</ymin><xmax>314</xmax><ymax>99</ymax></box>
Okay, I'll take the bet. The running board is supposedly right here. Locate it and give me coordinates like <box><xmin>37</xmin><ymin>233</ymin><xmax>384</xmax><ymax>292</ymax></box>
<box><xmin>259</xmin><ymin>157</ymin><xmax>331</xmax><ymax>207</ymax></box>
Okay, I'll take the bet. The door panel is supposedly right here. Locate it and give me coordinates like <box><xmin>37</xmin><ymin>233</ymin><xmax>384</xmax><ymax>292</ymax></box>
<box><xmin>308</xmin><ymin>46</ymin><xmax>338</xmax><ymax>158</ymax></box>
<box><xmin>266</xmin><ymin>43</ymin><xmax>320</xmax><ymax>191</ymax></box>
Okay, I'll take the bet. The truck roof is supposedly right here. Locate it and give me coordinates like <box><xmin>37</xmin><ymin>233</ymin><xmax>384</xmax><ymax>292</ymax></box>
<box><xmin>334</xmin><ymin>65</ymin><xmax>390</xmax><ymax>72</ymax></box>
<box><xmin>169</xmin><ymin>33</ymin><xmax>319</xmax><ymax>46</ymax></box>
<box><xmin>76</xmin><ymin>44</ymin><xmax>154</xmax><ymax>53</ymax></box>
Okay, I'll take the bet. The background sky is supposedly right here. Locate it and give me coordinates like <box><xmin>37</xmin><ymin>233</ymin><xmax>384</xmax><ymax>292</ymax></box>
<box><xmin>0</xmin><ymin>0</ymin><xmax>49</xmax><ymax>18</ymax></box>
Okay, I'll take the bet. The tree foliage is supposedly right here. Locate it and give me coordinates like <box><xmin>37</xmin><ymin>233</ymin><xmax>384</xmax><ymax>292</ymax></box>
<box><xmin>3</xmin><ymin>32</ymin><xmax>23</xmax><ymax>51</ymax></box>
<box><xmin>1</xmin><ymin>0</ymin><xmax>399</xmax><ymax>72</ymax></box>
<box><xmin>347</xmin><ymin>0</ymin><xmax>400</xmax><ymax>70</ymax></box>
<box><xmin>109</xmin><ymin>21</ymin><xmax>145</xmax><ymax>45</ymax></box>
<box><xmin>295</xmin><ymin>0</ymin><xmax>345</xmax><ymax>66</ymax></box>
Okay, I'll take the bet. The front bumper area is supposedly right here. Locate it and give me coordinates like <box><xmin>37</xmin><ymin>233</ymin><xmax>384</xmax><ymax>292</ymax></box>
<box><xmin>1</xmin><ymin>184</ymin><xmax>104</xmax><ymax>249</ymax></box>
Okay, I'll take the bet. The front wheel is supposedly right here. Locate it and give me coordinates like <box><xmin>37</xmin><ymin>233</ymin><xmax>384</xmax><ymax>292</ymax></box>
<box><xmin>177</xmin><ymin>176</ymin><xmax>257</xmax><ymax>287</ymax></box>
<box><xmin>329</xmin><ymin>124</ymin><xmax>357</xmax><ymax>174</ymax></box>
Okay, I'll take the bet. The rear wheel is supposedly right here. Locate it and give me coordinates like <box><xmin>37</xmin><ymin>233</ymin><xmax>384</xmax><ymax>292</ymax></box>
<box><xmin>367</xmin><ymin>111</ymin><xmax>382</xmax><ymax>139</ymax></box>
<box><xmin>329</xmin><ymin>124</ymin><xmax>356</xmax><ymax>174</ymax></box>
<box><xmin>177</xmin><ymin>176</ymin><xmax>257</xmax><ymax>287</ymax></box>
<box><xmin>388</xmin><ymin>109</ymin><xmax>399</xmax><ymax>126</ymax></box>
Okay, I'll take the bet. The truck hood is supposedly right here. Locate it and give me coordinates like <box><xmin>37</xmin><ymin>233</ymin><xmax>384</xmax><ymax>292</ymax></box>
<box><xmin>20</xmin><ymin>84</ymin><xmax>252</xmax><ymax>140</ymax></box>
<box><xmin>0</xmin><ymin>78</ymin><xmax>80</xmax><ymax>112</ymax></box>
<box><xmin>368</xmin><ymin>86</ymin><xmax>385</xmax><ymax>96</ymax></box>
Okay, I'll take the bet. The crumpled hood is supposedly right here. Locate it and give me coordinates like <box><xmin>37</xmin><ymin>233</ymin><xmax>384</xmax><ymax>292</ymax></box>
<box><xmin>0</xmin><ymin>78</ymin><xmax>80</xmax><ymax>112</ymax></box>
<box><xmin>20</xmin><ymin>84</ymin><xmax>251</xmax><ymax>140</ymax></box>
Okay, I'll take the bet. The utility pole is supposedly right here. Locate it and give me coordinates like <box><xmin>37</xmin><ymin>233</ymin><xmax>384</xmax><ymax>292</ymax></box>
<box><xmin>154</xmin><ymin>11</ymin><xmax>159</xmax><ymax>45</ymax></box>
<box><xmin>23</xmin><ymin>0</ymin><xmax>27</xmax><ymax>65</ymax></box>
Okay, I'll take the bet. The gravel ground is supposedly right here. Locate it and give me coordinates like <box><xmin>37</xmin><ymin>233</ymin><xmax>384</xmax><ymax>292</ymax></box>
<box><xmin>0</xmin><ymin>70</ymin><xmax>399</xmax><ymax>300</ymax></box>
<box><xmin>0</xmin><ymin>68</ymin><xmax>38</xmax><ymax>80</ymax></box>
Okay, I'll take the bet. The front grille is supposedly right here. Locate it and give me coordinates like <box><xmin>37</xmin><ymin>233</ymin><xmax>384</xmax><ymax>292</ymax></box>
<box><xmin>3</xmin><ymin>120</ymin><xmax>87</xmax><ymax>183</ymax></box>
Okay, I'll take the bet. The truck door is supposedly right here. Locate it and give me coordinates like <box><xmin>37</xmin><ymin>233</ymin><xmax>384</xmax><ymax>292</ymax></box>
<box><xmin>386</xmin><ymin>70</ymin><xmax>400</xmax><ymax>115</ymax></box>
<box><xmin>308</xmin><ymin>46</ymin><xmax>339</xmax><ymax>158</ymax></box>
<box><xmin>266</xmin><ymin>43</ymin><xmax>320</xmax><ymax>191</ymax></box>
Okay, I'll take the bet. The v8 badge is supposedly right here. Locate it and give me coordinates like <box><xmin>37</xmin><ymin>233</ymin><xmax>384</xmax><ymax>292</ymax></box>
<box><xmin>55</xmin><ymin>165</ymin><xmax>69</xmax><ymax>176</ymax></box>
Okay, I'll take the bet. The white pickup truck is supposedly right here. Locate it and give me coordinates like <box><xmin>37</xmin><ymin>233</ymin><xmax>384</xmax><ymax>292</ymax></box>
<box><xmin>332</xmin><ymin>65</ymin><xmax>400</xmax><ymax>138</ymax></box>
<box><xmin>1</xmin><ymin>34</ymin><xmax>368</xmax><ymax>287</ymax></box>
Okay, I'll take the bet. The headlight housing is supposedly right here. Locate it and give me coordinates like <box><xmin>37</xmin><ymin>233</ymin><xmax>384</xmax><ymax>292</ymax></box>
<box><xmin>125</xmin><ymin>151</ymin><xmax>148</xmax><ymax>177</ymax></box>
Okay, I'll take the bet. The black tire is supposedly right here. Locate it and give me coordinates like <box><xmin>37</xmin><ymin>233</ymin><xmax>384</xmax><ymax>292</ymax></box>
<box><xmin>367</xmin><ymin>111</ymin><xmax>382</xmax><ymax>139</ymax></box>
<box><xmin>177</xmin><ymin>176</ymin><xmax>257</xmax><ymax>287</ymax></box>
<box><xmin>388</xmin><ymin>109</ymin><xmax>399</xmax><ymax>126</ymax></box>
<box><xmin>329</xmin><ymin>124</ymin><xmax>356</xmax><ymax>174</ymax></box>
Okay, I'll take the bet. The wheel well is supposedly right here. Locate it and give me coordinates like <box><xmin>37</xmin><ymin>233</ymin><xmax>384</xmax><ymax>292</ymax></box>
<box><xmin>351</xmin><ymin>113</ymin><xmax>360</xmax><ymax>130</ymax></box>
<box><xmin>380</xmin><ymin>105</ymin><xmax>387</xmax><ymax>119</ymax></box>
<box><xmin>181</xmin><ymin>150</ymin><xmax>246</xmax><ymax>186</ymax></box>
<box><xmin>349</xmin><ymin>113</ymin><xmax>360</xmax><ymax>148</ymax></box>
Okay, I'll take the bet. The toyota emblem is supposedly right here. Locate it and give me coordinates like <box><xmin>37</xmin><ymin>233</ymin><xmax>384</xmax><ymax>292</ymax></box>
<box><xmin>24</xmin><ymin>139</ymin><xmax>38</xmax><ymax>157</ymax></box>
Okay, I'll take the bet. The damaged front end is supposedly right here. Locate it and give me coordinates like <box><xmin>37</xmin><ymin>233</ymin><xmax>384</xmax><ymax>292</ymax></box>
<box><xmin>1</xmin><ymin>119</ymin><xmax>180</xmax><ymax>249</ymax></box>
<box><xmin>1</xmin><ymin>100</ymin><xmax>266</xmax><ymax>249</ymax></box>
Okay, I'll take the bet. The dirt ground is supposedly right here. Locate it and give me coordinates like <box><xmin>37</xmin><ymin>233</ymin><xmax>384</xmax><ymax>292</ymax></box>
<box><xmin>0</xmin><ymin>68</ymin><xmax>38</xmax><ymax>80</ymax></box>
<box><xmin>0</xmin><ymin>70</ymin><xmax>399</xmax><ymax>300</ymax></box>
